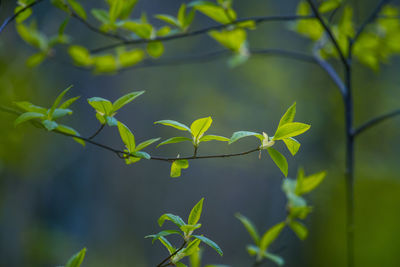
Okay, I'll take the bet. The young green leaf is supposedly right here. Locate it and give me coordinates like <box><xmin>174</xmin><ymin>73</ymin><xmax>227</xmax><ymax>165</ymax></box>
<box><xmin>65</xmin><ymin>247</ymin><xmax>86</xmax><ymax>267</ymax></box>
<box><xmin>105</xmin><ymin>115</ymin><xmax>118</xmax><ymax>126</ymax></box>
<box><xmin>176</xmin><ymin>262</ymin><xmax>188</xmax><ymax>267</ymax></box>
<box><xmin>267</xmin><ymin>148</ymin><xmax>288</xmax><ymax>177</ymax></box>
<box><xmin>259</xmin><ymin>222</ymin><xmax>285</xmax><ymax>253</ymax></box>
<box><xmin>159</xmin><ymin>236</ymin><xmax>176</xmax><ymax>254</ymax></box>
<box><xmin>199</xmin><ymin>135</ymin><xmax>229</xmax><ymax>142</ymax></box>
<box><xmin>282</xmin><ymin>137</ymin><xmax>301</xmax><ymax>156</ymax></box>
<box><xmin>229</xmin><ymin>131</ymin><xmax>263</xmax><ymax>144</ymax></box>
<box><xmin>193</xmin><ymin>235</ymin><xmax>223</xmax><ymax>256</ymax></box>
<box><xmin>182</xmin><ymin>239</ymin><xmax>201</xmax><ymax>257</ymax></box>
<box><xmin>319</xmin><ymin>0</ymin><xmax>342</xmax><ymax>13</ymax></box>
<box><xmin>147</xmin><ymin>41</ymin><xmax>164</xmax><ymax>58</ymax></box>
<box><xmin>118</xmin><ymin>49</ymin><xmax>145</xmax><ymax>67</ymax></box>
<box><xmin>131</xmin><ymin>151</ymin><xmax>150</xmax><ymax>160</ymax></box>
<box><xmin>14</xmin><ymin>112</ymin><xmax>45</xmax><ymax>126</ymax></box>
<box><xmin>273</xmin><ymin>122</ymin><xmax>310</xmax><ymax>140</ymax></box>
<box><xmin>135</xmin><ymin>138</ymin><xmax>160</xmax><ymax>151</ymax></box>
<box><xmin>59</xmin><ymin>96</ymin><xmax>80</xmax><ymax>109</ymax></box>
<box><xmin>88</xmin><ymin>97</ymin><xmax>113</xmax><ymax>116</ymax></box>
<box><xmin>171</xmin><ymin>159</ymin><xmax>189</xmax><ymax>178</ymax></box>
<box><xmin>67</xmin><ymin>0</ymin><xmax>87</xmax><ymax>20</ymax></box>
<box><xmin>14</xmin><ymin>101</ymin><xmax>47</xmax><ymax>114</ymax></box>
<box><xmin>51</xmin><ymin>108</ymin><xmax>73</xmax><ymax>119</ymax></box>
<box><xmin>154</xmin><ymin>120</ymin><xmax>191</xmax><ymax>132</ymax></box>
<box><xmin>68</xmin><ymin>45</ymin><xmax>93</xmax><ymax>66</ymax></box>
<box><xmin>190</xmin><ymin>117</ymin><xmax>212</xmax><ymax>141</ymax></box>
<box><xmin>43</xmin><ymin>120</ymin><xmax>58</xmax><ymax>131</ymax></box>
<box><xmin>117</xmin><ymin>121</ymin><xmax>135</xmax><ymax>152</ymax></box>
<box><xmin>191</xmin><ymin>2</ymin><xmax>236</xmax><ymax>24</ymax></box>
<box><xmin>112</xmin><ymin>91</ymin><xmax>145</xmax><ymax>112</ymax></box>
<box><xmin>209</xmin><ymin>28</ymin><xmax>246</xmax><ymax>52</ymax></box>
<box><xmin>277</xmin><ymin>102</ymin><xmax>296</xmax><ymax>129</ymax></box>
<box><xmin>56</xmin><ymin>124</ymin><xmax>85</xmax><ymax>146</ymax></box>
<box><xmin>265</xmin><ymin>252</ymin><xmax>285</xmax><ymax>266</ymax></box>
<box><xmin>145</xmin><ymin>230</ymin><xmax>182</xmax><ymax>243</ymax></box>
<box><xmin>288</xmin><ymin>220</ymin><xmax>308</xmax><ymax>240</ymax></box>
<box><xmin>157</xmin><ymin>137</ymin><xmax>193</xmax><ymax>147</ymax></box>
<box><xmin>158</xmin><ymin>213</ymin><xmax>186</xmax><ymax>227</ymax></box>
<box><xmin>188</xmin><ymin>198</ymin><xmax>204</xmax><ymax>225</ymax></box>
<box><xmin>295</xmin><ymin>171</ymin><xmax>326</xmax><ymax>195</ymax></box>
<box><xmin>49</xmin><ymin>85</ymin><xmax>73</xmax><ymax>118</ymax></box>
<box><xmin>155</xmin><ymin>14</ymin><xmax>181</xmax><ymax>27</ymax></box>
<box><xmin>235</xmin><ymin>213</ymin><xmax>260</xmax><ymax>245</ymax></box>
<box><xmin>180</xmin><ymin>223</ymin><xmax>202</xmax><ymax>235</ymax></box>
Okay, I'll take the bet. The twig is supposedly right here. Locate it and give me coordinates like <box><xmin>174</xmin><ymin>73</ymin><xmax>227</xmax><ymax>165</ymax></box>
<box><xmin>0</xmin><ymin>0</ymin><xmax>45</xmax><ymax>34</ymax></box>
<box><xmin>353</xmin><ymin>109</ymin><xmax>400</xmax><ymax>136</ymax></box>
<box><xmin>352</xmin><ymin>0</ymin><xmax>391</xmax><ymax>44</ymax></box>
<box><xmin>88</xmin><ymin>124</ymin><xmax>105</xmax><ymax>140</ymax></box>
<box><xmin>157</xmin><ymin>241</ymin><xmax>187</xmax><ymax>267</ymax></box>
<box><xmin>90</xmin><ymin>15</ymin><xmax>315</xmax><ymax>53</ymax></box>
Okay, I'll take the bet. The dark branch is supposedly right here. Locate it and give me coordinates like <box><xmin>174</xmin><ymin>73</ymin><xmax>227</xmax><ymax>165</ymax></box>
<box><xmin>88</xmin><ymin>124</ymin><xmax>105</xmax><ymax>140</ymax></box>
<box><xmin>0</xmin><ymin>0</ymin><xmax>44</xmax><ymax>34</ymax></box>
<box><xmin>90</xmin><ymin>15</ymin><xmax>315</xmax><ymax>53</ymax></box>
<box><xmin>306</xmin><ymin>0</ymin><xmax>349</xmax><ymax>69</ymax></box>
<box><xmin>352</xmin><ymin>0</ymin><xmax>391</xmax><ymax>44</ymax></box>
<box><xmin>353</xmin><ymin>109</ymin><xmax>400</xmax><ymax>136</ymax></box>
<box><xmin>157</xmin><ymin>241</ymin><xmax>187</xmax><ymax>267</ymax></box>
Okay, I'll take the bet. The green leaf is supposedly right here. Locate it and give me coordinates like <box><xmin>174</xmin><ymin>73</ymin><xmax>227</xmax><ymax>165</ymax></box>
<box><xmin>282</xmin><ymin>137</ymin><xmax>301</xmax><ymax>156</ymax></box>
<box><xmin>135</xmin><ymin>138</ymin><xmax>160</xmax><ymax>151</ymax></box>
<box><xmin>49</xmin><ymin>85</ymin><xmax>73</xmax><ymax>118</ymax></box>
<box><xmin>278</xmin><ymin>102</ymin><xmax>296</xmax><ymax>128</ymax></box>
<box><xmin>14</xmin><ymin>101</ymin><xmax>47</xmax><ymax>114</ymax></box>
<box><xmin>319</xmin><ymin>0</ymin><xmax>342</xmax><ymax>13</ymax></box>
<box><xmin>157</xmin><ymin>26</ymin><xmax>171</xmax><ymax>36</ymax></box>
<box><xmin>132</xmin><ymin>151</ymin><xmax>150</xmax><ymax>160</ymax></box>
<box><xmin>188</xmin><ymin>198</ymin><xmax>204</xmax><ymax>225</ymax></box>
<box><xmin>265</xmin><ymin>252</ymin><xmax>285</xmax><ymax>266</ymax></box>
<box><xmin>68</xmin><ymin>45</ymin><xmax>93</xmax><ymax>67</ymax></box>
<box><xmin>88</xmin><ymin>97</ymin><xmax>113</xmax><ymax>115</ymax></box>
<box><xmin>193</xmin><ymin>235</ymin><xmax>223</xmax><ymax>256</ymax></box>
<box><xmin>43</xmin><ymin>120</ymin><xmax>58</xmax><ymax>131</ymax></box>
<box><xmin>156</xmin><ymin>137</ymin><xmax>192</xmax><ymax>148</ymax></box>
<box><xmin>147</xmin><ymin>41</ymin><xmax>164</xmax><ymax>58</ymax></box>
<box><xmin>51</xmin><ymin>108</ymin><xmax>73</xmax><ymax>119</ymax></box>
<box><xmin>154</xmin><ymin>120</ymin><xmax>191</xmax><ymax>132</ymax></box>
<box><xmin>190</xmin><ymin>116</ymin><xmax>212</xmax><ymax>141</ymax></box>
<box><xmin>122</xmin><ymin>21</ymin><xmax>152</xmax><ymax>38</ymax></box>
<box><xmin>177</xmin><ymin>4</ymin><xmax>187</xmax><ymax>26</ymax></box>
<box><xmin>91</xmin><ymin>9</ymin><xmax>110</xmax><ymax>24</ymax></box>
<box><xmin>65</xmin><ymin>247</ymin><xmax>86</xmax><ymax>267</ymax></box>
<box><xmin>235</xmin><ymin>213</ymin><xmax>260</xmax><ymax>245</ymax></box>
<box><xmin>58</xmin><ymin>96</ymin><xmax>79</xmax><ymax>109</ymax></box>
<box><xmin>273</xmin><ymin>122</ymin><xmax>310</xmax><ymax>140</ymax></box>
<box><xmin>267</xmin><ymin>148</ymin><xmax>288</xmax><ymax>177</ymax></box>
<box><xmin>105</xmin><ymin>115</ymin><xmax>118</xmax><ymax>126</ymax></box>
<box><xmin>180</xmin><ymin>224</ymin><xmax>202</xmax><ymax>235</ymax></box>
<box><xmin>158</xmin><ymin>213</ymin><xmax>186</xmax><ymax>227</ymax></box>
<box><xmin>93</xmin><ymin>54</ymin><xmax>117</xmax><ymax>73</ymax></box>
<box><xmin>56</xmin><ymin>124</ymin><xmax>85</xmax><ymax>146</ymax></box>
<box><xmin>159</xmin><ymin>236</ymin><xmax>176</xmax><ymax>254</ymax></box>
<box><xmin>118</xmin><ymin>49</ymin><xmax>145</xmax><ymax>67</ymax></box>
<box><xmin>189</xmin><ymin>250</ymin><xmax>201</xmax><ymax>267</ymax></box>
<box><xmin>14</xmin><ymin>112</ymin><xmax>45</xmax><ymax>126</ymax></box>
<box><xmin>288</xmin><ymin>220</ymin><xmax>308</xmax><ymax>240</ymax></box>
<box><xmin>15</xmin><ymin>6</ymin><xmax>32</xmax><ymax>23</ymax></box>
<box><xmin>26</xmin><ymin>52</ymin><xmax>47</xmax><ymax>67</ymax></box>
<box><xmin>246</xmin><ymin>245</ymin><xmax>284</xmax><ymax>266</ymax></box>
<box><xmin>109</xmin><ymin>0</ymin><xmax>124</xmax><ymax>23</ymax></box>
<box><xmin>176</xmin><ymin>262</ymin><xmax>188</xmax><ymax>267</ymax></box>
<box><xmin>199</xmin><ymin>135</ymin><xmax>229</xmax><ymax>142</ymax></box>
<box><xmin>295</xmin><ymin>171</ymin><xmax>326</xmax><ymax>195</ymax></box>
<box><xmin>112</xmin><ymin>91</ymin><xmax>144</xmax><ymax>112</ymax></box>
<box><xmin>209</xmin><ymin>28</ymin><xmax>246</xmax><ymax>52</ymax></box>
<box><xmin>155</xmin><ymin>14</ymin><xmax>181</xmax><ymax>27</ymax></box>
<box><xmin>259</xmin><ymin>222</ymin><xmax>285</xmax><ymax>253</ymax></box>
<box><xmin>145</xmin><ymin>230</ymin><xmax>182</xmax><ymax>243</ymax></box>
<box><xmin>182</xmin><ymin>239</ymin><xmax>201</xmax><ymax>257</ymax></box>
<box><xmin>67</xmin><ymin>0</ymin><xmax>87</xmax><ymax>20</ymax></box>
<box><xmin>229</xmin><ymin>131</ymin><xmax>263</xmax><ymax>144</ymax></box>
<box><xmin>192</xmin><ymin>2</ymin><xmax>236</xmax><ymax>24</ymax></box>
<box><xmin>170</xmin><ymin>159</ymin><xmax>189</xmax><ymax>178</ymax></box>
<box><xmin>117</xmin><ymin>121</ymin><xmax>135</xmax><ymax>152</ymax></box>
<box><xmin>16</xmin><ymin>23</ymin><xmax>48</xmax><ymax>50</ymax></box>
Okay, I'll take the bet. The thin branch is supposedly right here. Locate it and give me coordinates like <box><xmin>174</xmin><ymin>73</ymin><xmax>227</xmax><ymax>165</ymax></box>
<box><xmin>0</xmin><ymin>105</ymin><xmax>261</xmax><ymax>162</ymax></box>
<box><xmin>88</xmin><ymin>124</ymin><xmax>105</xmax><ymax>140</ymax></box>
<box><xmin>352</xmin><ymin>0</ymin><xmax>391</xmax><ymax>45</ymax></box>
<box><xmin>90</xmin><ymin>15</ymin><xmax>315</xmax><ymax>53</ymax></box>
<box><xmin>157</xmin><ymin>241</ymin><xmax>187</xmax><ymax>267</ymax></box>
<box><xmin>353</xmin><ymin>109</ymin><xmax>400</xmax><ymax>136</ymax></box>
<box><xmin>306</xmin><ymin>0</ymin><xmax>349</xmax><ymax>69</ymax></box>
<box><xmin>0</xmin><ymin>0</ymin><xmax>44</xmax><ymax>34</ymax></box>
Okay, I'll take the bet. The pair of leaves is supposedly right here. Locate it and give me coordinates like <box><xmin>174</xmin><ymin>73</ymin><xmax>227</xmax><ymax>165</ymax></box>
<box><xmin>190</xmin><ymin>1</ymin><xmax>237</xmax><ymax>24</ymax></box>
<box><xmin>88</xmin><ymin>91</ymin><xmax>144</xmax><ymax>126</ymax></box>
<box><xmin>155</xmin><ymin>116</ymin><xmax>229</xmax><ymax>148</ymax></box>
<box><xmin>148</xmin><ymin>198</ymin><xmax>222</xmax><ymax>264</ymax></box>
<box><xmin>236</xmin><ymin>213</ymin><xmax>285</xmax><ymax>265</ymax></box>
<box><xmin>156</xmin><ymin>3</ymin><xmax>196</xmax><ymax>32</ymax></box>
<box><xmin>117</xmin><ymin>121</ymin><xmax>160</xmax><ymax>164</ymax></box>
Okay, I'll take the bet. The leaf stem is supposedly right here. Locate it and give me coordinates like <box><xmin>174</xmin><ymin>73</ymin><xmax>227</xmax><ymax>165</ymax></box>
<box><xmin>157</xmin><ymin>241</ymin><xmax>187</xmax><ymax>267</ymax></box>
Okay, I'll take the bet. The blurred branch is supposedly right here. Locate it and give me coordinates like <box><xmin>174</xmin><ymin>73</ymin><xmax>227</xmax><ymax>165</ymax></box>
<box><xmin>90</xmin><ymin>14</ymin><xmax>315</xmax><ymax>53</ymax></box>
<box><xmin>306</xmin><ymin>0</ymin><xmax>349</xmax><ymax>69</ymax></box>
<box><xmin>0</xmin><ymin>104</ymin><xmax>261</xmax><ymax>163</ymax></box>
<box><xmin>352</xmin><ymin>0</ymin><xmax>391</xmax><ymax>44</ymax></box>
<box><xmin>353</xmin><ymin>109</ymin><xmax>400</xmax><ymax>136</ymax></box>
<box><xmin>0</xmin><ymin>0</ymin><xmax>44</xmax><ymax>34</ymax></box>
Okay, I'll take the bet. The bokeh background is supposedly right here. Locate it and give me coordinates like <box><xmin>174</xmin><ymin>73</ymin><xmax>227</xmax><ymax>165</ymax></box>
<box><xmin>0</xmin><ymin>0</ymin><xmax>400</xmax><ymax>266</ymax></box>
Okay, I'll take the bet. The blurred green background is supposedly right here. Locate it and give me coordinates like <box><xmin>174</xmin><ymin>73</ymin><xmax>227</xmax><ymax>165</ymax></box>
<box><xmin>0</xmin><ymin>0</ymin><xmax>399</xmax><ymax>266</ymax></box>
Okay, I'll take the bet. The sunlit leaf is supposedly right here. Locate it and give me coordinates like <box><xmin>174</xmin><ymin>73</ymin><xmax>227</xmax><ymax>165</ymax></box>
<box><xmin>259</xmin><ymin>222</ymin><xmax>285</xmax><ymax>253</ymax></box>
<box><xmin>193</xmin><ymin>235</ymin><xmax>223</xmax><ymax>256</ymax></box>
<box><xmin>14</xmin><ymin>112</ymin><xmax>45</xmax><ymax>126</ymax></box>
<box><xmin>158</xmin><ymin>213</ymin><xmax>186</xmax><ymax>227</ymax></box>
<box><xmin>67</xmin><ymin>0</ymin><xmax>87</xmax><ymax>20</ymax></box>
<box><xmin>190</xmin><ymin>117</ymin><xmax>212</xmax><ymax>141</ymax></box>
<box><xmin>157</xmin><ymin>137</ymin><xmax>193</xmax><ymax>147</ymax></box>
<box><xmin>188</xmin><ymin>198</ymin><xmax>204</xmax><ymax>225</ymax></box>
<box><xmin>155</xmin><ymin>120</ymin><xmax>191</xmax><ymax>132</ymax></box>
<box><xmin>199</xmin><ymin>135</ymin><xmax>229</xmax><ymax>142</ymax></box>
<box><xmin>229</xmin><ymin>131</ymin><xmax>263</xmax><ymax>144</ymax></box>
<box><xmin>65</xmin><ymin>248</ymin><xmax>86</xmax><ymax>267</ymax></box>
<box><xmin>289</xmin><ymin>220</ymin><xmax>308</xmax><ymax>240</ymax></box>
<box><xmin>235</xmin><ymin>213</ymin><xmax>260</xmax><ymax>245</ymax></box>
<box><xmin>171</xmin><ymin>159</ymin><xmax>189</xmax><ymax>177</ymax></box>
<box><xmin>282</xmin><ymin>137</ymin><xmax>301</xmax><ymax>156</ymax></box>
<box><xmin>267</xmin><ymin>148</ymin><xmax>288</xmax><ymax>177</ymax></box>
<box><xmin>117</xmin><ymin>121</ymin><xmax>135</xmax><ymax>152</ymax></box>
<box><xmin>273</xmin><ymin>122</ymin><xmax>310</xmax><ymax>140</ymax></box>
<box><xmin>136</xmin><ymin>138</ymin><xmax>160</xmax><ymax>151</ymax></box>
